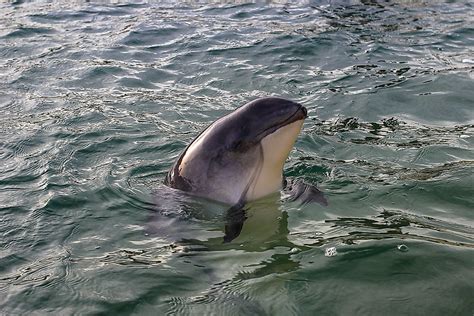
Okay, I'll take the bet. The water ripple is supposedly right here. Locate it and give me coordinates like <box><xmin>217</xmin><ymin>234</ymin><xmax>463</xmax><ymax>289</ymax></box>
<box><xmin>1</xmin><ymin>1</ymin><xmax>473</xmax><ymax>314</ymax></box>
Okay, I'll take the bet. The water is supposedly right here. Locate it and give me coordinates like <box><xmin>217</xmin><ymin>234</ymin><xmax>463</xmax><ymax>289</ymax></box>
<box><xmin>1</xmin><ymin>1</ymin><xmax>473</xmax><ymax>315</ymax></box>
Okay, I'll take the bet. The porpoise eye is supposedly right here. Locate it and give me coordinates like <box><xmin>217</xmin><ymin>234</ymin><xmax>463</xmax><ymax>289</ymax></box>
<box><xmin>233</xmin><ymin>140</ymin><xmax>243</xmax><ymax>151</ymax></box>
<box><xmin>232</xmin><ymin>140</ymin><xmax>250</xmax><ymax>152</ymax></box>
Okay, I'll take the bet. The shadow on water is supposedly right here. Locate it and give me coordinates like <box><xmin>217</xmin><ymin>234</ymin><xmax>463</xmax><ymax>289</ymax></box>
<box><xmin>147</xmin><ymin>187</ymin><xmax>302</xmax><ymax>250</ymax></box>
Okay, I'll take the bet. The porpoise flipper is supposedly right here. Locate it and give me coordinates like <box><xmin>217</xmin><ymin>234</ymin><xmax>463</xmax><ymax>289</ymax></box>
<box><xmin>284</xmin><ymin>178</ymin><xmax>328</xmax><ymax>206</ymax></box>
<box><xmin>223</xmin><ymin>202</ymin><xmax>247</xmax><ymax>243</ymax></box>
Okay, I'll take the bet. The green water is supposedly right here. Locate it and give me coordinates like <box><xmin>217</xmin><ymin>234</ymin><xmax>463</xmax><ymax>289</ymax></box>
<box><xmin>1</xmin><ymin>1</ymin><xmax>473</xmax><ymax>315</ymax></box>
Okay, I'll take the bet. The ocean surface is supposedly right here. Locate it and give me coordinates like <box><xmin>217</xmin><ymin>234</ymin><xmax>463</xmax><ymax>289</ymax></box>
<box><xmin>1</xmin><ymin>1</ymin><xmax>473</xmax><ymax>315</ymax></box>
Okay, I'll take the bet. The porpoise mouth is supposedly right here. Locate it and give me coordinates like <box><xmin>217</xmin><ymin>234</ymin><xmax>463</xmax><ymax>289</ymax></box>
<box><xmin>257</xmin><ymin>105</ymin><xmax>308</xmax><ymax>140</ymax></box>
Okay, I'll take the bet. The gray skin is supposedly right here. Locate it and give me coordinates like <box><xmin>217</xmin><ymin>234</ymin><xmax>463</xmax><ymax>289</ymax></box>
<box><xmin>164</xmin><ymin>97</ymin><xmax>325</xmax><ymax>242</ymax></box>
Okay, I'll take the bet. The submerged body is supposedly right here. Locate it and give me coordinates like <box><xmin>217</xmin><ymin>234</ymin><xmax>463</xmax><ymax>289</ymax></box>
<box><xmin>165</xmin><ymin>97</ymin><xmax>307</xmax><ymax>206</ymax></box>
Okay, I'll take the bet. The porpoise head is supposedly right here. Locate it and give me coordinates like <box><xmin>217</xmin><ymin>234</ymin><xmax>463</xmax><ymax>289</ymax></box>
<box><xmin>165</xmin><ymin>97</ymin><xmax>307</xmax><ymax>205</ymax></box>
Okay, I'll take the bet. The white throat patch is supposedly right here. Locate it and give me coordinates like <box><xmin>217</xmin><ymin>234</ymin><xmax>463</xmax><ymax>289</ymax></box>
<box><xmin>246</xmin><ymin>119</ymin><xmax>304</xmax><ymax>201</ymax></box>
